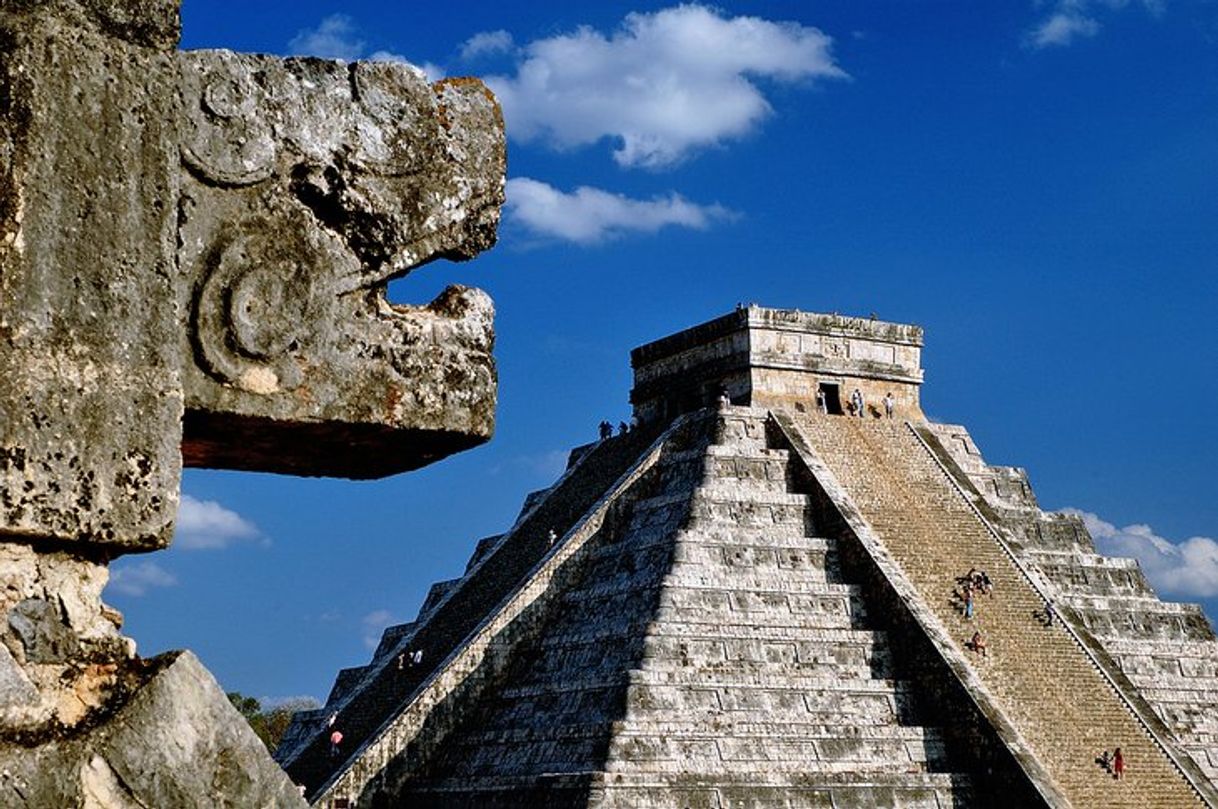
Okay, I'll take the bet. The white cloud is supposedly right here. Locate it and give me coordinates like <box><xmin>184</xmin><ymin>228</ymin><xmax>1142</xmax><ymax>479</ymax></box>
<box><xmin>259</xmin><ymin>694</ymin><xmax>322</xmax><ymax>712</ymax></box>
<box><xmin>460</xmin><ymin>30</ymin><xmax>515</xmax><ymax>61</ymax></box>
<box><xmin>486</xmin><ymin>5</ymin><xmax>846</xmax><ymax>169</ymax></box>
<box><xmin>526</xmin><ymin>449</ymin><xmax>571</xmax><ymax>479</ymax></box>
<box><xmin>1029</xmin><ymin>11</ymin><xmax>1101</xmax><ymax>47</ymax></box>
<box><xmin>1027</xmin><ymin>1</ymin><xmax>1163</xmax><ymax>49</ymax></box>
<box><xmin>489</xmin><ymin>449</ymin><xmax>571</xmax><ymax>479</ymax></box>
<box><xmin>108</xmin><ymin>561</ymin><xmax>178</xmax><ymax>597</ymax></box>
<box><xmin>505</xmin><ymin>177</ymin><xmax>735</xmax><ymax>244</ymax></box>
<box><xmin>289</xmin><ymin>14</ymin><xmax>365</xmax><ymax>60</ymax></box>
<box><xmin>367</xmin><ymin>51</ymin><xmax>445</xmax><ymax>82</ymax></box>
<box><xmin>176</xmin><ymin>494</ymin><xmax>262</xmax><ymax>550</ymax></box>
<box><xmin>361</xmin><ymin>609</ymin><xmax>395</xmax><ymax>650</ymax></box>
<box><xmin>1062</xmin><ymin>509</ymin><xmax>1218</xmax><ymax>598</ymax></box>
<box><xmin>288</xmin><ymin>16</ymin><xmax>442</xmax><ymax>80</ymax></box>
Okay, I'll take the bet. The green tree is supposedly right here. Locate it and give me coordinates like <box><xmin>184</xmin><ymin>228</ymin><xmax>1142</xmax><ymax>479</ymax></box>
<box><xmin>227</xmin><ymin>691</ymin><xmax>320</xmax><ymax>753</ymax></box>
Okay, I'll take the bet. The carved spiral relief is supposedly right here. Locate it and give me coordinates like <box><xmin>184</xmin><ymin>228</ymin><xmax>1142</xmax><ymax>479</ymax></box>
<box><xmin>191</xmin><ymin>217</ymin><xmax>336</xmax><ymax>395</ymax></box>
<box><xmin>180</xmin><ymin>53</ymin><xmax>276</xmax><ymax>186</ymax></box>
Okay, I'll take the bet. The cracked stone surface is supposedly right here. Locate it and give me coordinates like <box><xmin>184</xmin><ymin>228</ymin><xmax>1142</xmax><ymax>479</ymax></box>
<box><xmin>178</xmin><ymin>51</ymin><xmax>503</xmax><ymax>479</ymax></box>
<box><xmin>1</xmin><ymin>0</ymin><xmax>505</xmax><ymax>804</ymax></box>
<box><xmin>0</xmin><ymin>651</ymin><xmax>307</xmax><ymax>808</ymax></box>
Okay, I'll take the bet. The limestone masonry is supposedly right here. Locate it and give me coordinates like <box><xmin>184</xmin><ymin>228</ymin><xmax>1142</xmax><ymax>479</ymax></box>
<box><xmin>284</xmin><ymin>306</ymin><xmax>1218</xmax><ymax>808</ymax></box>
<box><xmin>0</xmin><ymin>1</ymin><xmax>505</xmax><ymax>805</ymax></box>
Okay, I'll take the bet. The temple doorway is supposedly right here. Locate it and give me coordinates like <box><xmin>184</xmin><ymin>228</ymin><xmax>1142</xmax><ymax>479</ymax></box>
<box><xmin>818</xmin><ymin>382</ymin><xmax>844</xmax><ymax>415</ymax></box>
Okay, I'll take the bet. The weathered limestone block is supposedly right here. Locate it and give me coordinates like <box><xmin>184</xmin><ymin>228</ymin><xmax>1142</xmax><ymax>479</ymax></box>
<box><xmin>0</xmin><ymin>651</ymin><xmax>307</xmax><ymax>808</ymax></box>
<box><xmin>0</xmin><ymin>0</ymin><xmax>506</xmax><ymax>799</ymax></box>
<box><xmin>177</xmin><ymin>52</ymin><xmax>504</xmax><ymax>478</ymax></box>
<box><xmin>0</xmin><ymin>0</ymin><xmax>183</xmax><ymax>551</ymax></box>
<box><xmin>0</xmin><ymin>544</ymin><xmax>129</xmax><ymax>734</ymax></box>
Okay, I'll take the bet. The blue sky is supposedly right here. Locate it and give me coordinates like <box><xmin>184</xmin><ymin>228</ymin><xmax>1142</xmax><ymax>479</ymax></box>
<box><xmin>107</xmin><ymin>0</ymin><xmax>1218</xmax><ymax>705</ymax></box>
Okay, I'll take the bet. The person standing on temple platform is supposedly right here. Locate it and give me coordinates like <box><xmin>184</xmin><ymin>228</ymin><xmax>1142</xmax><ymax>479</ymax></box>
<box><xmin>851</xmin><ymin>388</ymin><xmax>864</xmax><ymax>418</ymax></box>
<box><xmin>884</xmin><ymin>392</ymin><xmax>895</xmax><ymax>419</ymax></box>
<box><xmin>816</xmin><ymin>387</ymin><xmax>827</xmax><ymax>414</ymax></box>
<box><xmin>598</xmin><ymin>420</ymin><xmax>612</xmax><ymax>440</ymax></box>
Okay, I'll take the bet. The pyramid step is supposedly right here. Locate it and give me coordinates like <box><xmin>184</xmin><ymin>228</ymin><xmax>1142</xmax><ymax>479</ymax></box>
<box><xmin>679</xmin><ymin>523</ymin><xmax>821</xmax><ymax>542</ymax></box>
<box><xmin>610</xmin><ymin>731</ymin><xmax>945</xmax><ymax>765</ymax></box>
<box><xmin>686</xmin><ymin>512</ymin><xmax>810</xmax><ymax>532</ymax></box>
<box><xmin>704</xmin><ymin>443</ymin><xmax>791</xmax><ymax>461</ymax></box>
<box><xmin>653</xmin><ymin>607</ymin><xmax>866</xmax><ymax>632</ymax></box>
<box><xmin>692</xmin><ymin>488</ymin><xmax>812</xmax><ymax>507</ymax></box>
<box><xmin>604</xmin><ymin>754</ymin><xmax>939</xmax><ymax>776</ymax></box>
<box><xmin>400</xmin><ymin>771</ymin><xmax>973</xmax><ymax>809</ymax></box>
<box><xmin>663</xmin><ymin>568</ymin><xmax>844</xmax><ymax>589</ymax></box>
<box><xmin>702</xmin><ymin>456</ymin><xmax>794</xmax><ymax>484</ymax></box>
<box><xmin>614</xmin><ymin>720</ymin><xmax>942</xmax><ymax>744</ymax></box>
<box><xmin>647</xmin><ymin>623</ymin><xmax>889</xmax><ymax>646</ymax></box>
<box><xmin>447</xmin><ymin>718</ymin><xmax>943</xmax><ymax>747</ymax></box>
<box><xmin>1124</xmin><ymin>673</ymin><xmax>1218</xmax><ymax>695</ymax></box>
<box><xmin>647</xmin><ymin>664</ymin><xmax>893</xmax><ymax>685</ymax></box>
<box><xmin>628</xmin><ymin>492</ymin><xmax>694</xmax><ymax>515</ymax></box>
<box><xmin>652</xmin><ymin>588</ymin><xmax>867</xmax><ymax>628</ymax></box>
<box><xmin>538</xmin><ymin>631</ymin><xmax>893</xmax><ymax>672</ymax></box>
<box><xmin>571</xmin><ymin>579</ymin><xmax>864</xmax><ymax>603</ymax></box>
<box><xmin>1138</xmin><ymin>684</ymin><xmax>1218</xmax><ymax>706</ymax></box>
<box><xmin>517</xmin><ymin>650</ymin><xmax>889</xmax><ymax>685</ymax></box>
<box><xmin>670</xmin><ymin>539</ymin><xmax>840</xmax><ymax>576</ymax></box>
<box><xmin>625</xmin><ymin>667</ymin><xmax>912</xmax><ymax>692</ymax></box>
<box><xmin>1102</xmin><ymin>637</ymin><xmax>1218</xmax><ymax>663</ymax></box>
<box><xmin>492</xmin><ymin>674</ymin><xmax>913</xmax><ymax>702</ymax></box>
<box><xmin>1023</xmin><ymin>549</ymin><xmax>1141</xmax><ymax>569</ymax></box>
<box><xmin>675</xmin><ymin>533</ymin><xmax>835</xmax><ymax>553</ymax></box>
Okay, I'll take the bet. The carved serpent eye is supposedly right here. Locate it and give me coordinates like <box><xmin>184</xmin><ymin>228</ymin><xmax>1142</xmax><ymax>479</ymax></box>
<box><xmin>192</xmin><ymin>214</ymin><xmax>341</xmax><ymax>394</ymax></box>
<box><xmin>201</xmin><ymin>72</ymin><xmax>255</xmax><ymax>120</ymax></box>
<box><xmin>180</xmin><ymin>52</ymin><xmax>276</xmax><ymax>186</ymax></box>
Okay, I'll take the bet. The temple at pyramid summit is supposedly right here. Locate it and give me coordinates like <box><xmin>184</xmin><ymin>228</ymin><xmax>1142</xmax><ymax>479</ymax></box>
<box><xmin>279</xmin><ymin>306</ymin><xmax>1218</xmax><ymax>808</ymax></box>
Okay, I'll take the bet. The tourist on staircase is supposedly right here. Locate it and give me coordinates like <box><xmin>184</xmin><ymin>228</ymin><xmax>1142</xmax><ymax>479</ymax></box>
<box><xmin>329</xmin><ymin>729</ymin><xmax>343</xmax><ymax>759</ymax></box>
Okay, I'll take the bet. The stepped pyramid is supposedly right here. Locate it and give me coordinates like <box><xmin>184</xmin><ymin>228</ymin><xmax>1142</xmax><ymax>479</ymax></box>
<box><xmin>279</xmin><ymin>306</ymin><xmax>1218</xmax><ymax>808</ymax></box>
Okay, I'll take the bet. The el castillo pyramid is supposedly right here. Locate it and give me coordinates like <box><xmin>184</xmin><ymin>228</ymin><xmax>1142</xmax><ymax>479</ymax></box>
<box><xmin>277</xmin><ymin>306</ymin><xmax>1218</xmax><ymax>808</ymax></box>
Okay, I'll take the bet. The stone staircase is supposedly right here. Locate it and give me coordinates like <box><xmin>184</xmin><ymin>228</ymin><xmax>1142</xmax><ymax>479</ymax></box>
<box><xmin>277</xmin><ymin>423</ymin><xmax>665</xmax><ymax>800</ymax></box>
<box><xmin>786</xmin><ymin>414</ymin><xmax>1206</xmax><ymax>808</ymax></box>
<box><xmin>396</xmin><ymin>408</ymin><xmax>976</xmax><ymax>808</ymax></box>
<box><xmin>922</xmin><ymin>421</ymin><xmax>1218</xmax><ymax>786</ymax></box>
